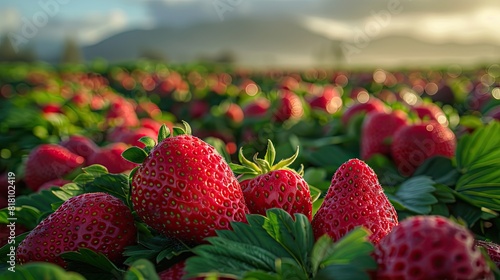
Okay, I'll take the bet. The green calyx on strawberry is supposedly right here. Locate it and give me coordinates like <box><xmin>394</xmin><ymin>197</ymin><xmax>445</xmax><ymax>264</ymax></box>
<box><xmin>230</xmin><ymin>140</ymin><xmax>313</xmax><ymax>220</ymax></box>
<box><xmin>123</xmin><ymin>121</ymin><xmax>249</xmax><ymax>245</ymax></box>
<box><xmin>16</xmin><ymin>192</ymin><xmax>137</xmax><ymax>268</ymax></box>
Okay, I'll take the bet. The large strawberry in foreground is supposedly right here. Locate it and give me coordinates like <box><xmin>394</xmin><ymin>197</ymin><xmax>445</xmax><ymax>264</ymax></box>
<box><xmin>375</xmin><ymin>215</ymin><xmax>493</xmax><ymax>280</ymax></box>
<box><xmin>391</xmin><ymin>121</ymin><xmax>456</xmax><ymax>176</ymax></box>
<box><xmin>231</xmin><ymin>140</ymin><xmax>313</xmax><ymax>220</ymax></box>
<box><xmin>125</xmin><ymin>122</ymin><xmax>249</xmax><ymax>245</ymax></box>
<box><xmin>16</xmin><ymin>192</ymin><xmax>137</xmax><ymax>267</ymax></box>
<box><xmin>311</xmin><ymin>158</ymin><xmax>398</xmax><ymax>244</ymax></box>
<box><xmin>24</xmin><ymin>144</ymin><xmax>85</xmax><ymax>191</ymax></box>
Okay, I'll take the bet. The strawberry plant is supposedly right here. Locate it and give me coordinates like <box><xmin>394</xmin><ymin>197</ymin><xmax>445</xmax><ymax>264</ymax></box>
<box><xmin>0</xmin><ymin>62</ymin><xmax>499</xmax><ymax>279</ymax></box>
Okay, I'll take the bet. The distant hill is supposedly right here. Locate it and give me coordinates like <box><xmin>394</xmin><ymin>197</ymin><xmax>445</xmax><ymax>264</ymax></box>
<box><xmin>77</xmin><ymin>17</ymin><xmax>500</xmax><ymax>69</ymax></box>
<box><xmin>82</xmin><ymin>18</ymin><xmax>337</xmax><ymax>68</ymax></box>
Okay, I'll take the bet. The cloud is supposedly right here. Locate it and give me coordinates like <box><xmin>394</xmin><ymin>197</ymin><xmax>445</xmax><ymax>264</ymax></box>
<box><xmin>0</xmin><ymin>8</ymin><xmax>22</xmax><ymax>34</ymax></box>
<box><xmin>300</xmin><ymin>1</ymin><xmax>500</xmax><ymax>45</ymax></box>
<box><xmin>77</xmin><ymin>9</ymin><xmax>129</xmax><ymax>44</ymax></box>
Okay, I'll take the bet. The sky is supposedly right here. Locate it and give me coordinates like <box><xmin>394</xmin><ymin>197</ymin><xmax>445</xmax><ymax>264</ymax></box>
<box><xmin>1</xmin><ymin>0</ymin><xmax>500</xmax><ymax>58</ymax></box>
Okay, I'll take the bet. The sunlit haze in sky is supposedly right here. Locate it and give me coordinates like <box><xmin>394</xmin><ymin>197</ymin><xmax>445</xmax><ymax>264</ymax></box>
<box><xmin>1</xmin><ymin>0</ymin><xmax>500</xmax><ymax>67</ymax></box>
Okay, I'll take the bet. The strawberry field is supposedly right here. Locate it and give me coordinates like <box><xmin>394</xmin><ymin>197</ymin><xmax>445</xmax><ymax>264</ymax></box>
<box><xmin>0</xmin><ymin>61</ymin><xmax>499</xmax><ymax>279</ymax></box>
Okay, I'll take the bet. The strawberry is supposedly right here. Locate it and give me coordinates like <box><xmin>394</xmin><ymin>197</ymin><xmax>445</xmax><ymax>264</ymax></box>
<box><xmin>126</xmin><ymin>123</ymin><xmax>249</xmax><ymax>245</ymax></box>
<box><xmin>411</xmin><ymin>102</ymin><xmax>449</xmax><ymax>126</ymax></box>
<box><xmin>16</xmin><ymin>192</ymin><xmax>137</xmax><ymax>267</ymax></box>
<box><xmin>224</xmin><ymin>103</ymin><xmax>244</xmax><ymax>124</ymax></box>
<box><xmin>119</xmin><ymin>127</ymin><xmax>158</xmax><ymax>148</ymax></box>
<box><xmin>273</xmin><ymin>90</ymin><xmax>304</xmax><ymax>122</ymax></box>
<box><xmin>308</xmin><ymin>85</ymin><xmax>343</xmax><ymax>114</ymax></box>
<box><xmin>391</xmin><ymin>121</ymin><xmax>456</xmax><ymax>176</ymax></box>
<box><xmin>158</xmin><ymin>261</ymin><xmax>188</xmax><ymax>280</ymax></box>
<box><xmin>60</xmin><ymin>135</ymin><xmax>99</xmax><ymax>161</ymax></box>
<box><xmin>24</xmin><ymin>144</ymin><xmax>84</xmax><ymax>192</ymax></box>
<box><xmin>311</xmin><ymin>158</ymin><xmax>397</xmax><ymax>244</ymax></box>
<box><xmin>106</xmin><ymin>97</ymin><xmax>140</xmax><ymax>127</ymax></box>
<box><xmin>243</xmin><ymin>98</ymin><xmax>270</xmax><ymax>118</ymax></box>
<box><xmin>232</xmin><ymin>140</ymin><xmax>313</xmax><ymax>220</ymax></box>
<box><xmin>475</xmin><ymin>240</ymin><xmax>500</xmax><ymax>268</ymax></box>
<box><xmin>87</xmin><ymin>143</ymin><xmax>138</xmax><ymax>173</ymax></box>
<box><xmin>140</xmin><ymin>118</ymin><xmax>166</xmax><ymax>135</ymax></box>
<box><xmin>341</xmin><ymin>97</ymin><xmax>388</xmax><ymax>126</ymax></box>
<box><xmin>375</xmin><ymin>215</ymin><xmax>493</xmax><ymax>279</ymax></box>
<box><xmin>360</xmin><ymin>110</ymin><xmax>408</xmax><ymax>160</ymax></box>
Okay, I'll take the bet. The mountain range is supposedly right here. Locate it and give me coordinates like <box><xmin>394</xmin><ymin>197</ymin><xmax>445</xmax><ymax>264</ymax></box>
<box><xmin>71</xmin><ymin>18</ymin><xmax>500</xmax><ymax>69</ymax></box>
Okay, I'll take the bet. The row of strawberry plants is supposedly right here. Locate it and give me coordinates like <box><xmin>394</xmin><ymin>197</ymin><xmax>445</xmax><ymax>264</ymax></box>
<box><xmin>0</xmin><ymin>62</ymin><xmax>499</xmax><ymax>279</ymax></box>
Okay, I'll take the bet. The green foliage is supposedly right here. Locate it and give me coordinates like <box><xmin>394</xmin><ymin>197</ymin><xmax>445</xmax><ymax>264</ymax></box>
<box><xmin>185</xmin><ymin>208</ymin><xmax>375</xmax><ymax>279</ymax></box>
<box><xmin>61</xmin><ymin>248</ymin><xmax>125</xmax><ymax>280</ymax></box>
<box><xmin>386</xmin><ymin>176</ymin><xmax>438</xmax><ymax>215</ymax></box>
<box><xmin>455</xmin><ymin>121</ymin><xmax>500</xmax><ymax>211</ymax></box>
<box><xmin>123</xmin><ymin>231</ymin><xmax>191</xmax><ymax>265</ymax></box>
<box><xmin>53</xmin><ymin>164</ymin><xmax>131</xmax><ymax>208</ymax></box>
<box><xmin>0</xmin><ymin>262</ymin><xmax>85</xmax><ymax>279</ymax></box>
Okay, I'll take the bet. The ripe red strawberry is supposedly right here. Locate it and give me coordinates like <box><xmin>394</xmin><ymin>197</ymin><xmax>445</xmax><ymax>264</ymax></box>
<box><xmin>24</xmin><ymin>144</ymin><xmax>84</xmax><ymax>191</ymax></box>
<box><xmin>16</xmin><ymin>192</ymin><xmax>137</xmax><ymax>267</ymax></box>
<box><xmin>273</xmin><ymin>90</ymin><xmax>304</xmax><ymax>122</ymax></box>
<box><xmin>87</xmin><ymin>143</ymin><xmax>138</xmax><ymax>173</ymax></box>
<box><xmin>60</xmin><ymin>135</ymin><xmax>99</xmax><ymax>161</ymax></box>
<box><xmin>224</xmin><ymin>103</ymin><xmax>244</xmax><ymax>124</ymax></box>
<box><xmin>158</xmin><ymin>261</ymin><xmax>188</xmax><ymax>280</ymax></box>
<box><xmin>475</xmin><ymin>240</ymin><xmax>500</xmax><ymax>268</ymax></box>
<box><xmin>360</xmin><ymin>110</ymin><xmax>408</xmax><ymax>160</ymax></box>
<box><xmin>106</xmin><ymin>98</ymin><xmax>139</xmax><ymax>127</ymax></box>
<box><xmin>411</xmin><ymin>102</ymin><xmax>449</xmax><ymax>126</ymax></box>
<box><xmin>140</xmin><ymin>118</ymin><xmax>166</xmax><ymax>134</ymax></box>
<box><xmin>119</xmin><ymin>127</ymin><xmax>158</xmax><ymax>148</ymax></box>
<box><xmin>243</xmin><ymin>98</ymin><xmax>270</xmax><ymax>118</ymax></box>
<box><xmin>391</xmin><ymin>121</ymin><xmax>456</xmax><ymax>176</ymax></box>
<box><xmin>232</xmin><ymin>140</ymin><xmax>313</xmax><ymax>220</ymax></box>
<box><xmin>308</xmin><ymin>85</ymin><xmax>343</xmax><ymax>114</ymax></box>
<box><xmin>341</xmin><ymin>97</ymin><xmax>388</xmax><ymax>126</ymax></box>
<box><xmin>311</xmin><ymin>158</ymin><xmax>398</xmax><ymax>244</ymax></box>
<box><xmin>126</xmin><ymin>123</ymin><xmax>249</xmax><ymax>245</ymax></box>
<box><xmin>375</xmin><ymin>216</ymin><xmax>493</xmax><ymax>280</ymax></box>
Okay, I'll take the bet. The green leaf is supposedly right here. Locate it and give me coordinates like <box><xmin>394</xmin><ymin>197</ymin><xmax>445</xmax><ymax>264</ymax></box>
<box><xmin>124</xmin><ymin>259</ymin><xmax>160</xmax><ymax>280</ymax></box>
<box><xmin>81</xmin><ymin>164</ymin><xmax>109</xmax><ymax>177</ymax></box>
<box><xmin>61</xmin><ymin>248</ymin><xmax>125</xmax><ymax>280</ymax></box>
<box><xmin>264</xmin><ymin>139</ymin><xmax>277</xmax><ymax>166</ymax></box>
<box><xmin>312</xmin><ymin>228</ymin><xmax>376</xmax><ymax>280</ymax></box>
<box><xmin>455</xmin><ymin>163</ymin><xmax>500</xmax><ymax>211</ymax></box>
<box><xmin>123</xmin><ymin>232</ymin><xmax>191</xmax><ymax>265</ymax></box>
<box><xmin>122</xmin><ymin>146</ymin><xmax>148</xmax><ymax>164</ymax></box>
<box><xmin>391</xmin><ymin>176</ymin><xmax>438</xmax><ymax>214</ymax></box>
<box><xmin>366</xmin><ymin>154</ymin><xmax>406</xmax><ymax>187</ymax></box>
<box><xmin>449</xmin><ymin>199</ymin><xmax>483</xmax><ymax>227</ymax></box>
<box><xmin>303</xmin><ymin>167</ymin><xmax>330</xmax><ymax>193</ymax></box>
<box><xmin>0</xmin><ymin>232</ymin><xmax>30</xmax><ymax>264</ymax></box>
<box><xmin>157</xmin><ymin>124</ymin><xmax>170</xmax><ymax>143</ymax></box>
<box><xmin>413</xmin><ymin>156</ymin><xmax>460</xmax><ymax>186</ymax></box>
<box><xmin>308</xmin><ymin>185</ymin><xmax>322</xmax><ymax>204</ymax></box>
<box><xmin>456</xmin><ymin>121</ymin><xmax>500</xmax><ymax>172</ymax></box>
<box><xmin>53</xmin><ymin>168</ymin><xmax>131</xmax><ymax>207</ymax></box>
<box><xmin>186</xmin><ymin>209</ymin><xmax>375</xmax><ymax>280</ymax></box>
<box><xmin>262</xmin><ymin>210</ymin><xmax>314</xmax><ymax>274</ymax></box>
<box><xmin>0</xmin><ymin>262</ymin><xmax>85</xmax><ymax>279</ymax></box>
<box><xmin>138</xmin><ymin>136</ymin><xmax>156</xmax><ymax>150</ymax></box>
<box><xmin>0</xmin><ymin>189</ymin><xmax>63</xmax><ymax>228</ymax></box>
<box><xmin>433</xmin><ymin>184</ymin><xmax>456</xmax><ymax>204</ymax></box>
